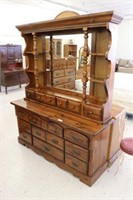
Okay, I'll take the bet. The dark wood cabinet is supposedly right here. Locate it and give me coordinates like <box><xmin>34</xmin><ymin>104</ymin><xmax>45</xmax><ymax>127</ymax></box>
<box><xmin>0</xmin><ymin>44</ymin><xmax>28</xmax><ymax>94</ymax></box>
<box><xmin>11</xmin><ymin>11</ymin><xmax>125</xmax><ymax>186</ymax></box>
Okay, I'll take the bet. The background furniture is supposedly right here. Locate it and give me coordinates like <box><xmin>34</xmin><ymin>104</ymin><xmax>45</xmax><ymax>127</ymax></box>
<box><xmin>11</xmin><ymin>11</ymin><xmax>125</xmax><ymax>186</ymax></box>
<box><xmin>0</xmin><ymin>44</ymin><xmax>28</xmax><ymax>94</ymax></box>
<box><xmin>64</xmin><ymin>44</ymin><xmax>77</xmax><ymax>57</ymax></box>
<box><xmin>120</xmin><ymin>137</ymin><xmax>133</xmax><ymax>155</ymax></box>
<box><xmin>115</xmin><ymin>59</ymin><xmax>133</xmax><ymax>73</ymax></box>
<box><xmin>46</xmin><ymin>57</ymin><xmax>76</xmax><ymax>89</ymax></box>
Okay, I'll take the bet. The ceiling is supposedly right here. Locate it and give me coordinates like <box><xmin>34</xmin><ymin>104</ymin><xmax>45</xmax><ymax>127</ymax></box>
<box><xmin>3</xmin><ymin>0</ymin><xmax>133</xmax><ymax>18</ymax></box>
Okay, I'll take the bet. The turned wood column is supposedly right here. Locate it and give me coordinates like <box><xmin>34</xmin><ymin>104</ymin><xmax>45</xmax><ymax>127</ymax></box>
<box><xmin>50</xmin><ymin>35</ymin><xmax>53</xmax><ymax>86</ymax></box>
<box><xmin>82</xmin><ymin>27</ymin><xmax>89</xmax><ymax>100</ymax></box>
<box><xmin>32</xmin><ymin>32</ymin><xmax>39</xmax><ymax>88</ymax></box>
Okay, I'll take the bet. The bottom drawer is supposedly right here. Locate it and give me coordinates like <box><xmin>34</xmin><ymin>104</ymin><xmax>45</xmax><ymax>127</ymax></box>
<box><xmin>65</xmin><ymin>153</ymin><xmax>88</xmax><ymax>175</ymax></box>
<box><xmin>19</xmin><ymin>132</ymin><xmax>32</xmax><ymax>144</ymax></box>
<box><xmin>33</xmin><ymin>137</ymin><xmax>64</xmax><ymax>162</ymax></box>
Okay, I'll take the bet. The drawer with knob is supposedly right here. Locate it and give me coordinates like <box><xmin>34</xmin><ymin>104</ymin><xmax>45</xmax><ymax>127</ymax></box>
<box><xmin>19</xmin><ymin>132</ymin><xmax>32</xmax><ymax>144</ymax></box>
<box><xmin>33</xmin><ymin>137</ymin><xmax>64</xmax><ymax>161</ymax></box>
<box><xmin>64</xmin><ymin>129</ymin><xmax>89</xmax><ymax>149</ymax></box>
<box><xmin>29</xmin><ymin>113</ymin><xmax>42</xmax><ymax>128</ymax></box>
<box><xmin>26</xmin><ymin>89</ymin><xmax>36</xmax><ymax>100</ymax></box>
<box><xmin>32</xmin><ymin>125</ymin><xmax>46</xmax><ymax>141</ymax></box>
<box><xmin>16</xmin><ymin>107</ymin><xmax>29</xmax><ymax>122</ymax></box>
<box><xmin>65</xmin><ymin>153</ymin><xmax>88</xmax><ymax>175</ymax></box>
<box><xmin>65</xmin><ymin>141</ymin><xmax>89</xmax><ymax>162</ymax></box>
<box><xmin>53</xmin><ymin>69</ymin><xmax>64</xmax><ymax>78</ymax></box>
<box><xmin>68</xmin><ymin>100</ymin><xmax>81</xmax><ymax>113</ymax></box>
<box><xmin>46</xmin><ymin>132</ymin><xmax>64</xmax><ymax>150</ymax></box>
<box><xmin>48</xmin><ymin>122</ymin><xmax>63</xmax><ymax>137</ymax></box>
<box><xmin>18</xmin><ymin>118</ymin><xmax>31</xmax><ymax>134</ymax></box>
<box><xmin>57</xmin><ymin>97</ymin><xmax>67</xmax><ymax>109</ymax></box>
<box><xmin>83</xmin><ymin>105</ymin><xmax>102</xmax><ymax>121</ymax></box>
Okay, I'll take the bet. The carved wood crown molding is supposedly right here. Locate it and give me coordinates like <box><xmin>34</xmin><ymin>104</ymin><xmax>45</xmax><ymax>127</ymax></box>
<box><xmin>16</xmin><ymin>11</ymin><xmax>123</xmax><ymax>34</ymax></box>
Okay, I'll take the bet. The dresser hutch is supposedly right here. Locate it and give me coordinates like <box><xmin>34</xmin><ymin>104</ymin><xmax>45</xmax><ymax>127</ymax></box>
<box><xmin>0</xmin><ymin>44</ymin><xmax>27</xmax><ymax>94</ymax></box>
<box><xmin>11</xmin><ymin>11</ymin><xmax>125</xmax><ymax>186</ymax></box>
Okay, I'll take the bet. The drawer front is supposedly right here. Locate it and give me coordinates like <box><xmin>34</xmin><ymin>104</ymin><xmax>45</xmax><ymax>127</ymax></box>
<box><xmin>53</xmin><ymin>59</ymin><xmax>65</xmax><ymax>70</ymax></box>
<box><xmin>57</xmin><ymin>98</ymin><xmax>67</xmax><ymax>109</ymax></box>
<box><xmin>29</xmin><ymin>114</ymin><xmax>42</xmax><ymax>128</ymax></box>
<box><xmin>64</xmin><ymin>129</ymin><xmax>89</xmax><ymax>149</ymax></box>
<box><xmin>83</xmin><ymin>105</ymin><xmax>102</xmax><ymax>121</ymax></box>
<box><xmin>53</xmin><ymin>70</ymin><xmax>64</xmax><ymax>78</ymax></box>
<box><xmin>43</xmin><ymin>95</ymin><xmax>56</xmax><ymax>106</ymax></box>
<box><xmin>32</xmin><ymin>126</ymin><xmax>46</xmax><ymax>141</ymax></box>
<box><xmin>33</xmin><ymin>137</ymin><xmax>64</xmax><ymax>162</ymax></box>
<box><xmin>64</xmin><ymin>82</ymin><xmax>75</xmax><ymax>89</ymax></box>
<box><xmin>36</xmin><ymin>93</ymin><xmax>56</xmax><ymax>106</ymax></box>
<box><xmin>65</xmin><ymin>68</ymin><xmax>75</xmax><ymax>76</ymax></box>
<box><xmin>16</xmin><ymin>107</ymin><xmax>29</xmax><ymax>122</ymax></box>
<box><xmin>18</xmin><ymin>118</ymin><xmax>31</xmax><ymax>134</ymax></box>
<box><xmin>54</xmin><ymin>76</ymin><xmax>75</xmax><ymax>86</ymax></box>
<box><xmin>65</xmin><ymin>141</ymin><xmax>89</xmax><ymax>162</ymax></box>
<box><xmin>46</xmin><ymin>132</ymin><xmax>64</xmax><ymax>150</ymax></box>
<box><xmin>68</xmin><ymin>100</ymin><xmax>81</xmax><ymax>113</ymax></box>
<box><xmin>65</xmin><ymin>76</ymin><xmax>75</xmax><ymax>83</ymax></box>
<box><xmin>67</xmin><ymin>58</ymin><xmax>76</xmax><ymax>68</ymax></box>
<box><xmin>42</xmin><ymin>120</ymin><xmax>48</xmax><ymax>130</ymax></box>
<box><xmin>19</xmin><ymin>132</ymin><xmax>32</xmax><ymax>144</ymax></box>
<box><xmin>65</xmin><ymin>153</ymin><xmax>87</xmax><ymax>175</ymax></box>
<box><xmin>48</xmin><ymin>122</ymin><xmax>63</xmax><ymax>137</ymax></box>
<box><xmin>26</xmin><ymin>90</ymin><xmax>36</xmax><ymax>100</ymax></box>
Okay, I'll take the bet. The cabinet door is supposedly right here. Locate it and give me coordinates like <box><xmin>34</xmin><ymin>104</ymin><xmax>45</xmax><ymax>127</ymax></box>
<box><xmin>7</xmin><ymin>46</ymin><xmax>15</xmax><ymax>61</ymax></box>
<box><xmin>14</xmin><ymin>45</ymin><xmax>22</xmax><ymax>59</ymax></box>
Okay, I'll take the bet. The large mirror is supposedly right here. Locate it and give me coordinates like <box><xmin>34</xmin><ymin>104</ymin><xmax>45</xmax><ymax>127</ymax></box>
<box><xmin>45</xmin><ymin>34</ymin><xmax>92</xmax><ymax>94</ymax></box>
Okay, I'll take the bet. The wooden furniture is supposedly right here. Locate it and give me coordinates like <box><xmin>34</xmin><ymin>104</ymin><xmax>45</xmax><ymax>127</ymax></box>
<box><xmin>46</xmin><ymin>57</ymin><xmax>76</xmax><ymax>89</ymax></box>
<box><xmin>45</xmin><ymin>38</ymin><xmax>62</xmax><ymax>59</ymax></box>
<box><xmin>11</xmin><ymin>11</ymin><xmax>125</xmax><ymax>186</ymax></box>
<box><xmin>64</xmin><ymin>44</ymin><xmax>77</xmax><ymax>57</ymax></box>
<box><xmin>0</xmin><ymin>44</ymin><xmax>27</xmax><ymax>94</ymax></box>
<box><xmin>0</xmin><ymin>69</ymin><xmax>28</xmax><ymax>94</ymax></box>
<box><xmin>0</xmin><ymin>44</ymin><xmax>22</xmax><ymax>70</ymax></box>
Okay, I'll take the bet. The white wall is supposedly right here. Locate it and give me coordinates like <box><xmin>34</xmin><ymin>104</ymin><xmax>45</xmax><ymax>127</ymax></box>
<box><xmin>0</xmin><ymin>1</ymin><xmax>133</xmax><ymax>63</ymax></box>
<box><xmin>116</xmin><ymin>18</ymin><xmax>133</xmax><ymax>60</ymax></box>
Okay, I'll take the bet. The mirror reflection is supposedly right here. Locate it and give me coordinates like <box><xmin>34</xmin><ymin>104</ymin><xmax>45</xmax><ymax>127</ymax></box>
<box><xmin>45</xmin><ymin>34</ymin><xmax>91</xmax><ymax>94</ymax></box>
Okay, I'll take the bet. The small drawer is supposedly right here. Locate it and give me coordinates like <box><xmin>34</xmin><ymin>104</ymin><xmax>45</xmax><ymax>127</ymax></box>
<box><xmin>64</xmin><ymin>129</ymin><xmax>89</xmax><ymax>149</ymax></box>
<box><xmin>67</xmin><ymin>58</ymin><xmax>76</xmax><ymax>68</ymax></box>
<box><xmin>43</xmin><ymin>95</ymin><xmax>56</xmax><ymax>106</ymax></box>
<box><xmin>19</xmin><ymin>132</ymin><xmax>32</xmax><ymax>144</ymax></box>
<box><xmin>36</xmin><ymin>93</ymin><xmax>42</xmax><ymax>102</ymax></box>
<box><xmin>53</xmin><ymin>70</ymin><xmax>64</xmax><ymax>78</ymax></box>
<box><xmin>18</xmin><ymin>118</ymin><xmax>31</xmax><ymax>134</ymax></box>
<box><xmin>65</xmin><ymin>153</ymin><xmax>87</xmax><ymax>175</ymax></box>
<box><xmin>48</xmin><ymin>122</ymin><xmax>63</xmax><ymax>137</ymax></box>
<box><xmin>32</xmin><ymin>126</ymin><xmax>46</xmax><ymax>141</ymax></box>
<box><xmin>42</xmin><ymin>120</ymin><xmax>48</xmax><ymax>130</ymax></box>
<box><xmin>65</xmin><ymin>68</ymin><xmax>75</xmax><ymax>76</ymax></box>
<box><xmin>65</xmin><ymin>141</ymin><xmax>89</xmax><ymax>162</ymax></box>
<box><xmin>83</xmin><ymin>105</ymin><xmax>102</xmax><ymax>121</ymax></box>
<box><xmin>33</xmin><ymin>137</ymin><xmax>64</xmax><ymax>162</ymax></box>
<box><xmin>57</xmin><ymin>98</ymin><xmax>67</xmax><ymax>109</ymax></box>
<box><xmin>16</xmin><ymin>107</ymin><xmax>29</xmax><ymax>122</ymax></box>
<box><xmin>46</xmin><ymin>132</ymin><xmax>64</xmax><ymax>150</ymax></box>
<box><xmin>65</xmin><ymin>76</ymin><xmax>75</xmax><ymax>83</ymax></box>
<box><xmin>64</xmin><ymin>82</ymin><xmax>75</xmax><ymax>89</ymax></box>
<box><xmin>29</xmin><ymin>113</ymin><xmax>42</xmax><ymax>128</ymax></box>
<box><xmin>68</xmin><ymin>100</ymin><xmax>81</xmax><ymax>114</ymax></box>
<box><xmin>26</xmin><ymin>89</ymin><xmax>36</xmax><ymax>100</ymax></box>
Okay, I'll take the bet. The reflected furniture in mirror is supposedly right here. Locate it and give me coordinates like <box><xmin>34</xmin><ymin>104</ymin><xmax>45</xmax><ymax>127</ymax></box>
<box><xmin>11</xmin><ymin>11</ymin><xmax>125</xmax><ymax>186</ymax></box>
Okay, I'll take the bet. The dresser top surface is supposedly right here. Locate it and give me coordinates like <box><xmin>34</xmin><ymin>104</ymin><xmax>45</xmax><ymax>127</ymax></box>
<box><xmin>11</xmin><ymin>99</ymin><xmax>125</xmax><ymax>136</ymax></box>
